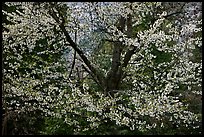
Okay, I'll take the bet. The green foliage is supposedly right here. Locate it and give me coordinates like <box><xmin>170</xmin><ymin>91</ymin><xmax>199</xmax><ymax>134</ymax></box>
<box><xmin>151</xmin><ymin>44</ymin><xmax>172</xmax><ymax>64</ymax></box>
<box><xmin>40</xmin><ymin>117</ymin><xmax>74</xmax><ymax>135</ymax></box>
<box><xmin>192</xmin><ymin>45</ymin><xmax>202</xmax><ymax>62</ymax></box>
<box><xmin>133</xmin><ymin>13</ymin><xmax>153</xmax><ymax>35</ymax></box>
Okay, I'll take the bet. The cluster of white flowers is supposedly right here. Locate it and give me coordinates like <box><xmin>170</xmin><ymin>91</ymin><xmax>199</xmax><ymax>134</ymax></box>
<box><xmin>3</xmin><ymin>2</ymin><xmax>202</xmax><ymax>134</ymax></box>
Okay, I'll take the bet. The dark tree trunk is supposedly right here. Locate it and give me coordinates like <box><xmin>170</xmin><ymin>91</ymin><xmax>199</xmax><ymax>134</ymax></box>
<box><xmin>49</xmin><ymin>3</ymin><xmax>137</xmax><ymax>96</ymax></box>
<box><xmin>104</xmin><ymin>17</ymin><xmax>125</xmax><ymax>95</ymax></box>
<box><xmin>104</xmin><ymin>5</ymin><xmax>134</xmax><ymax>96</ymax></box>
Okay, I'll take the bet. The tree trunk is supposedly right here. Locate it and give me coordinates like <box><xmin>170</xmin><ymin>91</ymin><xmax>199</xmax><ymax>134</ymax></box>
<box><xmin>105</xmin><ymin>4</ymin><xmax>134</xmax><ymax>96</ymax></box>
<box><xmin>104</xmin><ymin>17</ymin><xmax>125</xmax><ymax>95</ymax></box>
<box><xmin>49</xmin><ymin>3</ymin><xmax>136</xmax><ymax>96</ymax></box>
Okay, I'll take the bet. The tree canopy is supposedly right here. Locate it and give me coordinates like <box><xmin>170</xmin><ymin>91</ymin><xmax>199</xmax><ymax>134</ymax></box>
<box><xmin>2</xmin><ymin>2</ymin><xmax>202</xmax><ymax>135</ymax></box>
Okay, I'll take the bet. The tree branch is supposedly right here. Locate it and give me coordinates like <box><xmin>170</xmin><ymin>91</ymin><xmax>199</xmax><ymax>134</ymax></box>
<box><xmin>122</xmin><ymin>46</ymin><xmax>137</xmax><ymax>68</ymax></box>
<box><xmin>68</xmin><ymin>31</ymin><xmax>77</xmax><ymax>79</ymax></box>
<box><xmin>48</xmin><ymin>4</ymin><xmax>106</xmax><ymax>90</ymax></box>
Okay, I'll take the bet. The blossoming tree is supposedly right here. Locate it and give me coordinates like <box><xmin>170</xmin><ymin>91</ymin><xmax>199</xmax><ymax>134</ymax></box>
<box><xmin>2</xmin><ymin>2</ymin><xmax>202</xmax><ymax>135</ymax></box>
